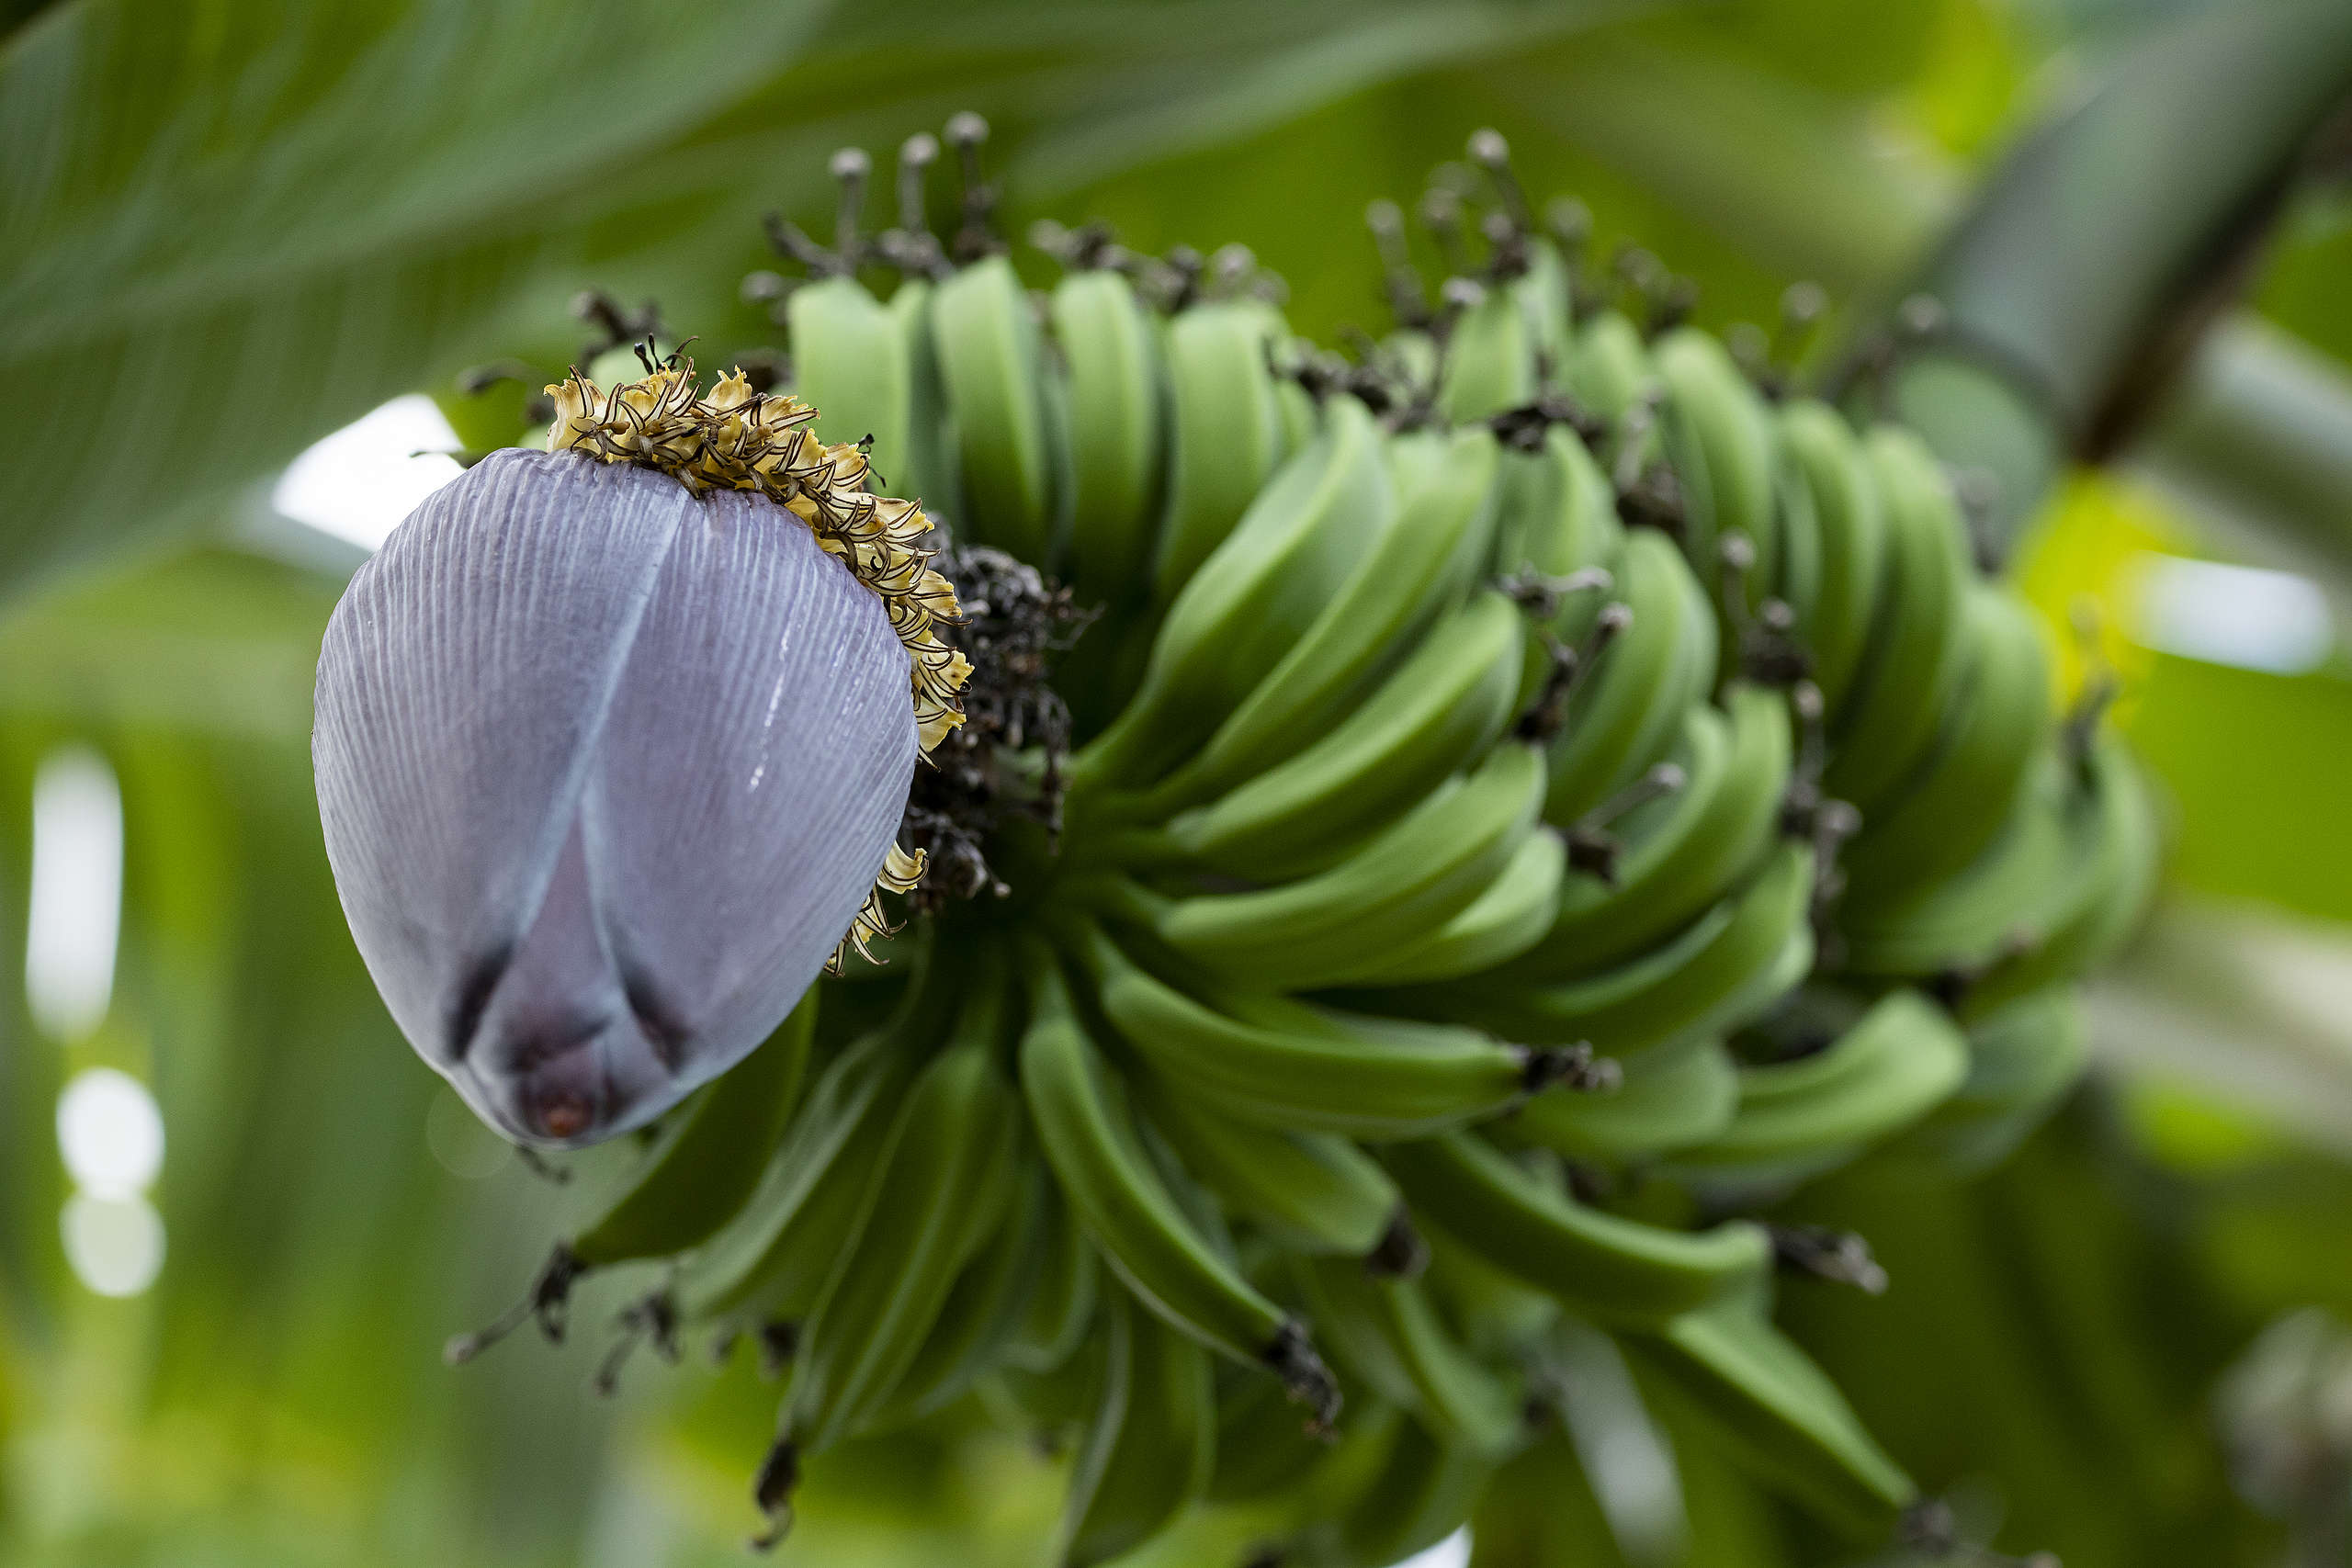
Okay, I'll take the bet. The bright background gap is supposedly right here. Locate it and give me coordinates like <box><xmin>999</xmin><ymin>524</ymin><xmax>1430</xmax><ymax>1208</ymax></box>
<box><xmin>2131</xmin><ymin>553</ymin><xmax>2334</xmax><ymax>675</ymax></box>
<box><xmin>27</xmin><ymin>745</ymin><xmax>123</xmax><ymax>1043</ymax></box>
<box><xmin>272</xmin><ymin>394</ymin><xmax>465</xmax><ymax>553</ymax></box>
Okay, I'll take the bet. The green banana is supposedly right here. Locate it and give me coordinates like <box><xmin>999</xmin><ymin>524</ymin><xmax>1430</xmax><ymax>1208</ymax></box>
<box><xmin>1561</xmin><ymin>310</ymin><xmax>1655</xmax><ymax>426</ymax></box>
<box><xmin>1140</xmin><ymin>1074</ymin><xmax>1401</xmax><ymax>1256</ymax></box>
<box><xmin>1381</xmin><ymin>330</ymin><xmax>1442</xmax><ymax>421</ymax></box>
<box><xmin>1143</xmin><ymin>590</ymin><xmax>1526</xmax><ymax>881</ymax></box>
<box><xmin>1080</xmin><ymin>393</ymin><xmax>1390</xmax><ymax>788</ymax></box>
<box><xmin>1840</xmin><ymin>735</ymin><xmax>2154</xmax><ymax>1010</ymax></box>
<box><xmin>1441</xmin><ymin>281</ymin><xmax>1540</xmax><ymax>423</ymax></box>
<box><xmin>1135</xmin><ymin>426</ymin><xmax>1502</xmax><ymax>809</ymax></box>
<box><xmin>1820</xmin><ymin>425</ymin><xmax>1973</xmax><ymax>811</ymax></box>
<box><xmin>1276</xmin><ymin>374</ymin><xmax>1319</xmax><ymax>458</ymax></box>
<box><xmin>1141</xmin><ymin>741</ymin><xmax>1546</xmax><ymax>991</ymax></box>
<box><xmin>563</xmin><ymin>988</ymin><xmax>814</xmax><ymax>1270</ymax></box>
<box><xmin>1673</xmin><ymin>988</ymin><xmax>1969</xmax><ymax>1179</ymax></box>
<box><xmin>868</xmin><ymin>1156</ymin><xmax>1049</xmax><ymax>1427</ymax></box>
<box><xmin>1057</xmin><ymin>1290</ymin><xmax>1216</xmax><ymax>1568</ymax></box>
<box><xmin>886</xmin><ymin>275</ymin><xmax>961</xmax><ymax>523</ymax></box>
<box><xmin>1136</xmin><ymin>1109</ymin><xmax>1243</xmax><ymax>1303</ymax></box>
<box><xmin>1005</xmin><ymin>1179</ymin><xmax>1103</xmax><ymax>1374</ymax></box>
<box><xmin>1770</xmin><ymin>432</ymin><xmax>1825</xmax><ymax>634</ymax></box>
<box><xmin>932</xmin><ymin>253</ymin><xmax>1059</xmax><ymax>562</ymax></box>
<box><xmin>1469</xmin><ymin>1426</ymin><xmax>1637</xmax><ymax>1568</ymax></box>
<box><xmin>1492</xmin><ymin>423</ymin><xmax>1623</xmax><ymax>582</ymax></box>
<box><xmin>788</xmin><ymin>275</ymin><xmax>914</xmax><ymax>491</ymax></box>
<box><xmin>1904</xmin><ymin>983</ymin><xmax>2088</xmax><ymax>1171</ymax></box>
<box><xmin>1512</xmin><ymin>1035</ymin><xmax>1741</xmax><ymax>1166</ymax></box>
<box><xmin>1082</xmin><ymin>928</ymin><xmax>1542</xmax><ymax>1139</ymax></box>
<box><xmin>1955</xmin><ymin>734</ymin><xmax>2158</xmax><ymax>1021</ymax></box>
<box><xmin>1627</xmin><ymin>1291</ymin><xmax>1916</xmax><ymax>1529</ymax></box>
<box><xmin>1207</xmin><ymin>1365</ymin><xmax>1335</xmax><ymax>1505</ymax></box>
<box><xmin>1336</xmin><ymin>1417</ymin><xmax>1496</xmax><ymax>1568</ymax></box>
<box><xmin>1382</xmin><ymin>1132</ymin><xmax>1770</xmax><ymax>1326</ymax></box>
<box><xmin>1513</xmin><ymin>682</ymin><xmax>1792</xmax><ymax>982</ymax></box>
<box><xmin>1403</xmin><ymin>840</ymin><xmax>1815</xmax><ymax>1058</ymax></box>
<box><xmin>1293</xmin><ymin>1253</ymin><xmax>1429</xmax><ymax>1414</ymax></box>
<box><xmin>1295</xmin><ymin>1255</ymin><xmax>1523</xmax><ymax>1458</ymax></box>
<box><xmin>668</xmin><ymin>1012</ymin><xmax>923</xmax><ymax>1329</ymax></box>
<box><xmin>1544</xmin><ymin>528</ymin><xmax>1719</xmax><ymax>825</ymax></box>
<box><xmin>1279</xmin><ymin>1400</ymin><xmax>1411</xmax><ymax>1558</ymax></box>
<box><xmin>1838</xmin><ymin>584</ymin><xmax>2052</xmax><ymax>909</ymax></box>
<box><xmin>1837</xmin><ymin>749</ymin><xmax>2074</xmax><ymax>978</ymax></box>
<box><xmin>1052</xmin><ymin>266</ymin><xmax>1168</xmax><ymax>606</ymax></box>
<box><xmin>1373</xmin><ymin>827</ymin><xmax>1566</xmax><ymax>985</ymax></box>
<box><xmin>1154</xmin><ymin>299</ymin><xmax>1293</xmax><ymax>599</ymax></box>
<box><xmin>1418</xmin><ymin>1211</ymin><xmax>1561</xmax><ymax>1357</ymax></box>
<box><xmin>1777</xmin><ymin>398</ymin><xmax>1887</xmax><ymax>716</ymax></box>
<box><xmin>984</xmin><ymin>1335</ymin><xmax>1107</xmax><ymax>1436</ymax></box>
<box><xmin>1018</xmin><ymin>947</ymin><xmax>1338</xmax><ymax>1419</ymax></box>
<box><xmin>1655</xmin><ymin>327</ymin><xmax>1777</xmax><ymax>604</ymax></box>
<box><xmin>1511</xmin><ymin>239</ymin><xmax>1576</xmax><ymax>377</ymax></box>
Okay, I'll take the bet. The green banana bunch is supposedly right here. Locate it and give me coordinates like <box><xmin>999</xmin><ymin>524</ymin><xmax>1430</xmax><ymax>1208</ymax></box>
<box><xmin>435</xmin><ymin>120</ymin><xmax>2161</xmax><ymax>1561</ymax></box>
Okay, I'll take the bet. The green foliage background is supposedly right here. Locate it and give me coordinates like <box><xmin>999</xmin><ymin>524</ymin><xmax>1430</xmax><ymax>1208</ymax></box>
<box><xmin>4</xmin><ymin>1</ymin><xmax>2352</xmax><ymax>1563</ymax></box>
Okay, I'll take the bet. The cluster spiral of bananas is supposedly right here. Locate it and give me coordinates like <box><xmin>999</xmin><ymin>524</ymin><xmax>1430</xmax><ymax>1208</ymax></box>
<box><xmin>440</xmin><ymin>121</ymin><xmax>2157</xmax><ymax>1562</ymax></box>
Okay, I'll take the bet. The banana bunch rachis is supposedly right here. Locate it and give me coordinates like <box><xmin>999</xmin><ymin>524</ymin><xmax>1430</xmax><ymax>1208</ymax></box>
<box><xmin>312</xmin><ymin>118</ymin><xmax>2155</xmax><ymax>1562</ymax></box>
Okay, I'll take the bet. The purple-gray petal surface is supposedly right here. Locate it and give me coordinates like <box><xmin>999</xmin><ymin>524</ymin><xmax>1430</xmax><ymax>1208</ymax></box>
<box><xmin>314</xmin><ymin>448</ymin><xmax>914</xmax><ymax>1146</ymax></box>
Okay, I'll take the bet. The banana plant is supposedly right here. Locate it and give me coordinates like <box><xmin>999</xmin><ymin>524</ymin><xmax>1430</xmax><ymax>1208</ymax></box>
<box><xmin>6</xmin><ymin>3</ymin><xmax>2351</xmax><ymax>1564</ymax></box>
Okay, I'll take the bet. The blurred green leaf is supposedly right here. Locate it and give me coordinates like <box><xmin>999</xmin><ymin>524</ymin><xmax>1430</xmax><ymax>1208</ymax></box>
<box><xmin>1902</xmin><ymin>0</ymin><xmax>2030</xmax><ymax>159</ymax></box>
<box><xmin>1649</xmin><ymin>0</ymin><xmax>1942</xmax><ymax>99</ymax></box>
<box><xmin>0</xmin><ymin>0</ymin><xmax>827</xmax><ymax>595</ymax></box>
<box><xmin>1492</xmin><ymin>23</ymin><xmax>1954</xmax><ymax>290</ymax></box>
<box><xmin>0</xmin><ymin>0</ymin><xmax>1660</xmax><ymax>608</ymax></box>
<box><xmin>0</xmin><ymin>549</ymin><xmax>336</xmax><ymax>740</ymax></box>
<box><xmin>2123</xmin><ymin>652</ymin><xmax>2352</xmax><ymax>925</ymax></box>
<box><xmin>1010</xmin><ymin>2</ymin><xmax>1654</xmax><ymax>197</ymax></box>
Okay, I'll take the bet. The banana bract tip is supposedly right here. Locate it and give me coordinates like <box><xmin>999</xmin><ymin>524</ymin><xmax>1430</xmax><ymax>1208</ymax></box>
<box><xmin>314</xmin><ymin>442</ymin><xmax>928</xmax><ymax>1146</ymax></box>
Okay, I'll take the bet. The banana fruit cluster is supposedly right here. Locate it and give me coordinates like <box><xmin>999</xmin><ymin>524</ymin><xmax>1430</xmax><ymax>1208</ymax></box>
<box><xmin>473</xmin><ymin>127</ymin><xmax>2157</xmax><ymax>1562</ymax></box>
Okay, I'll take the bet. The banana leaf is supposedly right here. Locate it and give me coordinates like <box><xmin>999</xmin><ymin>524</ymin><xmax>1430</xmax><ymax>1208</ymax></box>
<box><xmin>0</xmin><ymin>0</ymin><xmax>1648</xmax><ymax>606</ymax></box>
